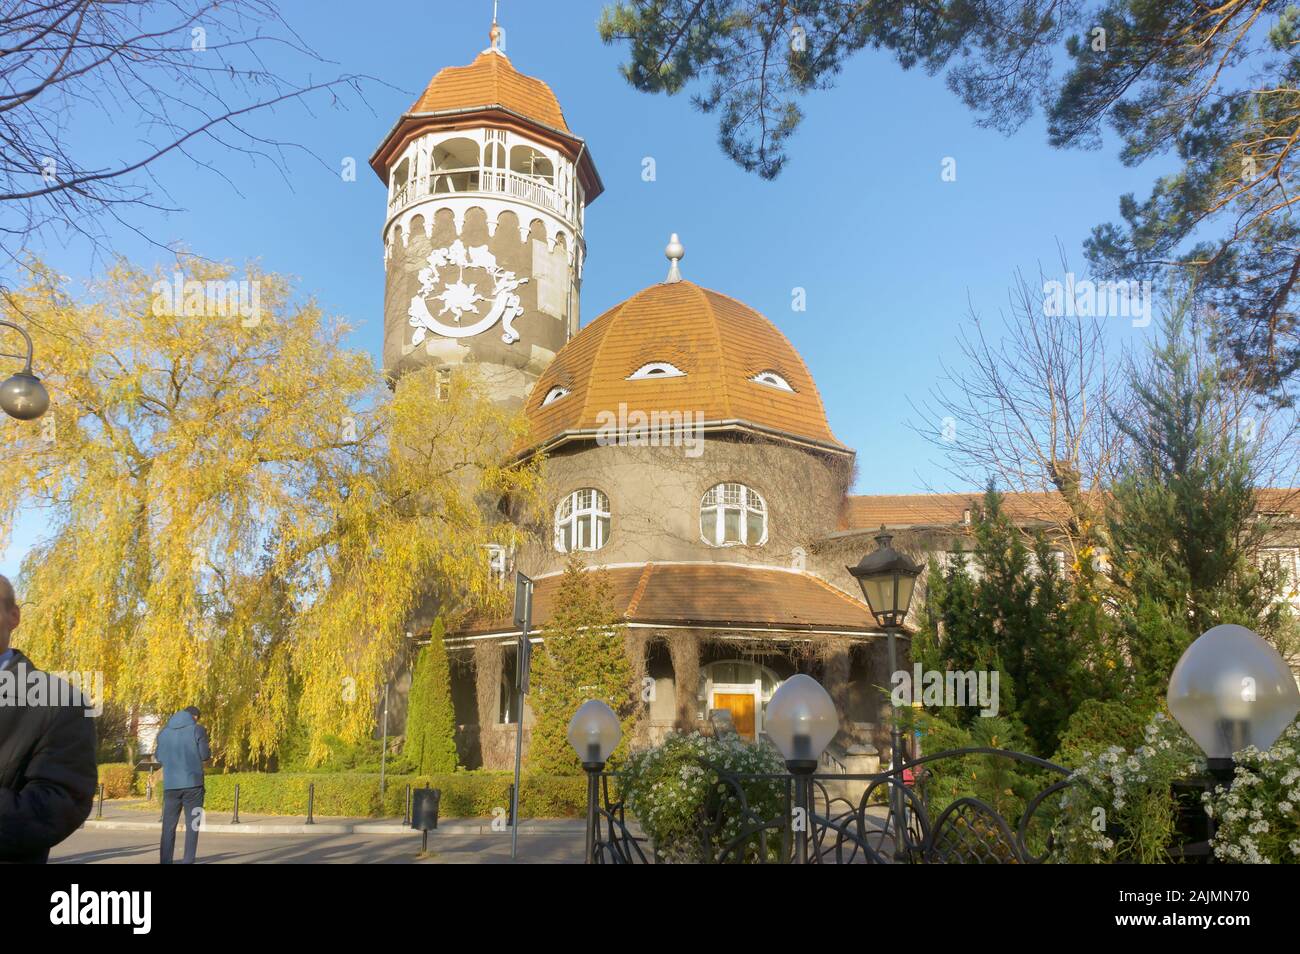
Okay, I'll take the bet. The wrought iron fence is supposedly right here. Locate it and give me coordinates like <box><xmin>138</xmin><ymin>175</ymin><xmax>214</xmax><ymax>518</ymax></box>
<box><xmin>586</xmin><ymin>746</ymin><xmax>1075</xmax><ymax>864</ymax></box>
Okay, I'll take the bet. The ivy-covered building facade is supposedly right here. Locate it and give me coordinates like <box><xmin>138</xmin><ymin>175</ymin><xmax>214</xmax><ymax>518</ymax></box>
<box><xmin>373</xmin><ymin>26</ymin><xmax>1300</xmax><ymax>771</ymax></box>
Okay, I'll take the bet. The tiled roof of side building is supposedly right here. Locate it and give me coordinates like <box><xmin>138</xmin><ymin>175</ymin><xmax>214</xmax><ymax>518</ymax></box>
<box><xmin>836</xmin><ymin>488</ymin><xmax>1300</xmax><ymax>531</ymax></box>
<box><xmin>454</xmin><ymin>563</ymin><xmax>875</xmax><ymax>636</ymax></box>
<box><xmin>409</xmin><ymin>50</ymin><xmax>569</xmax><ymax>132</ymax></box>
<box><xmin>523</xmin><ymin>280</ymin><xmax>848</xmax><ymax>454</ymax></box>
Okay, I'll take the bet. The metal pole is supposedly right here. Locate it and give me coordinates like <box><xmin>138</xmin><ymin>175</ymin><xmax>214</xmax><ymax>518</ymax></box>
<box><xmin>584</xmin><ymin>765</ymin><xmax>601</xmax><ymax>864</ymax></box>
<box><xmin>306</xmin><ymin>782</ymin><xmax>315</xmax><ymax>825</ymax></box>
<box><xmin>887</xmin><ymin>624</ymin><xmax>905</xmax><ymax>860</ymax></box>
<box><xmin>232</xmin><ymin>784</ymin><xmax>241</xmax><ymax>824</ymax></box>
<box><xmin>794</xmin><ymin>774</ymin><xmax>809</xmax><ymax>864</ymax></box>
<box><xmin>510</xmin><ymin>680</ymin><xmax>524</xmax><ymax>860</ymax></box>
<box><xmin>380</xmin><ymin>682</ymin><xmax>389</xmax><ymax>798</ymax></box>
<box><xmin>0</xmin><ymin>318</ymin><xmax>35</xmax><ymax>372</ymax></box>
<box><xmin>404</xmin><ymin>783</ymin><xmax>412</xmax><ymax>827</ymax></box>
<box><xmin>97</xmin><ymin>783</ymin><xmax>104</xmax><ymax>819</ymax></box>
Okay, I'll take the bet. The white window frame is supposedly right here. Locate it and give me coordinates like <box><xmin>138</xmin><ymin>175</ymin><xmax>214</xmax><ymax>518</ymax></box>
<box><xmin>541</xmin><ymin>385</ymin><xmax>570</xmax><ymax>406</ymax></box>
<box><xmin>700</xmin><ymin>482</ymin><xmax>768</xmax><ymax>547</ymax></box>
<box><xmin>484</xmin><ymin>544</ymin><xmax>508</xmax><ymax>587</ymax></box>
<box><xmin>750</xmin><ymin>370</ymin><xmax>794</xmax><ymax>392</ymax></box>
<box><xmin>628</xmin><ymin>361</ymin><xmax>685</xmax><ymax>380</ymax></box>
<box><xmin>554</xmin><ymin>488</ymin><xmax>611</xmax><ymax>553</ymax></box>
<box><xmin>1259</xmin><ymin>546</ymin><xmax>1300</xmax><ymax>605</ymax></box>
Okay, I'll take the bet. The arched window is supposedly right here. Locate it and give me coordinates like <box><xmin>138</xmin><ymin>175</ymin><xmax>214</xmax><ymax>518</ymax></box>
<box><xmin>499</xmin><ymin>668</ymin><xmax>517</xmax><ymax>724</ymax></box>
<box><xmin>555</xmin><ymin>488</ymin><xmax>611</xmax><ymax>552</ymax></box>
<box><xmin>541</xmin><ymin>385</ymin><xmax>570</xmax><ymax>406</ymax></box>
<box><xmin>628</xmin><ymin>361</ymin><xmax>685</xmax><ymax>380</ymax></box>
<box><xmin>431</xmin><ymin>136</ymin><xmax>480</xmax><ymax>194</ymax></box>
<box><xmin>510</xmin><ymin>144</ymin><xmax>555</xmax><ymax>185</ymax></box>
<box><xmin>701</xmin><ymin>483</ymin><xmax>767</xmax><ymax>546</ymax></box>
<box><xmin>750</xmin><ymin>370</ymin><xmax>795</xmax><ymax>392</ymax></box>
<box><xmin>390</xmin><ymin>157</ymin><xmax>411</xmax><ymax>208</ymax></box>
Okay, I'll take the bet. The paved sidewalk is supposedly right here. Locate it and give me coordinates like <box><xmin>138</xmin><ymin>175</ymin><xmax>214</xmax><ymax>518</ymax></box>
<box><xmin>54</xmin><ymin>827</ymin><xmax>584</xmax><ymax>863</ymax></box>
<box><xmin>85</xmin><ymin>799</ymin><xmax>584</xmax><ymax>836</ymax></box>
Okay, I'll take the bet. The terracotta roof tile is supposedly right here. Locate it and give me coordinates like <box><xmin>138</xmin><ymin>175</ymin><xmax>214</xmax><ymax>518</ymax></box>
<box><xmin>455</xmin><ymin>563</ymin><xmax>873</xmax><ymax>635</ymax></box>
<box><xmin>409</xmin><ymin>51</ymin><xmax>568</xmax><ymax>132</ymax></box>
<box><xmin>836</xmin><ymin>488</ymin><xmax>1300</xmax><ymax>531</ymax></box>
<box><xmin>525</xmin><ymin>281</ymin><xmax>846</xmax><ymax>452</ymax></box>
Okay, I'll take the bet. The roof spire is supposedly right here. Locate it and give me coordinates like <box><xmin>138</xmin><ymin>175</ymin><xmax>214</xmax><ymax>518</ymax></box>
<box><xmin>486</xmin><ymin>1</ymin><xmax>505</xmax><ymax>54</ymax></box>
<box><xmin>665</xmin><ymin>233</ymin><xmax>684</xmax><ymax>283</ymax></box>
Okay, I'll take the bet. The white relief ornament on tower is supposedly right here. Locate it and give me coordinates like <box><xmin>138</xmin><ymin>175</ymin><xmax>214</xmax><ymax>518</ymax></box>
<box><xmin>407</xmin><ymin>239</ymin><xmax>529</xmax><ymax>345</ymax></box>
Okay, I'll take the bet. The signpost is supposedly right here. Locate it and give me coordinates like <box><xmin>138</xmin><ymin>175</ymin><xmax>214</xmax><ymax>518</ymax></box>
<box><xmin>510</xmin><ymin>571</ymin><xmax>533</xmax><ymax>861</ymax></box>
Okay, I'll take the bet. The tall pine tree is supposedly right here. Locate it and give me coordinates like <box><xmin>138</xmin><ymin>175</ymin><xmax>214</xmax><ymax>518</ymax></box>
<box><xmin>1107</xmin><ymin>301</ymin><xmax>1296</xmax><ymax>696</ymax></box>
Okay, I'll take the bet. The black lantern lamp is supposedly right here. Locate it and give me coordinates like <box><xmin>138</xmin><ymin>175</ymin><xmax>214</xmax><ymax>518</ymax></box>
<box><xmin>847</xmin><ymin>527</ymin><xmax>923</xmax><ymax>627</ymax></box>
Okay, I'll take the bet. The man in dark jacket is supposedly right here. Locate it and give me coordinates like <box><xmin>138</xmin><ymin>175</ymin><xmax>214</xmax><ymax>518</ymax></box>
<box><xmin>0</xmin><ymin>574</ymin><xmax>98</xmax><ymax>863</ymax></box>
<box><xmin>154</xmin><ymin>706</ymin><xmax>210</xmax><ymax>864</ymax></box>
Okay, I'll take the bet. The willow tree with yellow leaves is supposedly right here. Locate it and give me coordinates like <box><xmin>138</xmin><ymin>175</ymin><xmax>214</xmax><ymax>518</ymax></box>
<box><xmin>0</xmin><ymin>256</ymin><xmax>540</xmax><ymax>764</ymax></box>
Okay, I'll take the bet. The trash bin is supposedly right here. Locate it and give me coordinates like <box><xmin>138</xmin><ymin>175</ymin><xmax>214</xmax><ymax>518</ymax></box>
<box><xmin>412</xmin><ymin>787</ymin><xmax>441</xmax><ymax>830</ymax></box>
<box><xmin>411</xmin><ymin>786</ymin><xmax>441</xmax><ymax>853</ymax></box>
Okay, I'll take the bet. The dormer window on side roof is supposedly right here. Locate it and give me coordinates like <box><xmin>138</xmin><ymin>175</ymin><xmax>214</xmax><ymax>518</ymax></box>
<box><xmin>628</xmin><ymin>362</ymin><xmax>685</xmax><ymax>380</ymax></box>
<box><xmin>750</xmin><ymin>370</ymin><xmax>794</xmax><ymax>392</ymax></box>
<box><xmin>541</xmin><ymin>385</ymin><xmax>570</xmax><ymax>406</ymax></box>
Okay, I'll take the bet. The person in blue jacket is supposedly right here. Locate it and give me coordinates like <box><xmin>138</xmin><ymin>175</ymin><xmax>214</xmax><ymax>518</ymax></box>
<box><xmin>154</xmin><ymin>706</ymin><xmax>210</xmax><ymax>864</ymax></box>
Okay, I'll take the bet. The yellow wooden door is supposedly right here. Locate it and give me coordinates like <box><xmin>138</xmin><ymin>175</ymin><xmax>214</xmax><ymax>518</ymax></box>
<box><xmin>714</xmin><ymin>692</ymin><xmax>756</xmax><ymax>739</ymax></box>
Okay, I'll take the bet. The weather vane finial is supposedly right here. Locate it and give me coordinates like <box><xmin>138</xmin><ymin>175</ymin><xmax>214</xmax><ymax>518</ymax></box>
<box><xmin>487</xmin><ymin>1</ymin><xmax>503</xmax><ymax>52</ymax></box>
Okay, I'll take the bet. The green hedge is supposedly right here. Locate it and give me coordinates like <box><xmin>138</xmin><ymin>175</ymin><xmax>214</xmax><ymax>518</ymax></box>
<box><xmin>142</xmin><ymin>771</ymin><xmax>592</xmax><ymax>818</ymax></box>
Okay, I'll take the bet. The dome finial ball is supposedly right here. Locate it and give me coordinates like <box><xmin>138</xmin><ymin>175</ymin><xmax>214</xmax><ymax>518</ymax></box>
<box><xmin>665</xmin><ymin>233</ymin><xmax>684</xmax><ymax>283</ymax></box>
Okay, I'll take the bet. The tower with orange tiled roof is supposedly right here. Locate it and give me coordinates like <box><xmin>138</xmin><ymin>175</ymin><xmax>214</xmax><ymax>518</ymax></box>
<box><xmin>370</xmin><ymin>14</ymin><xmax>602</xmax><ymax>405</ymax></box>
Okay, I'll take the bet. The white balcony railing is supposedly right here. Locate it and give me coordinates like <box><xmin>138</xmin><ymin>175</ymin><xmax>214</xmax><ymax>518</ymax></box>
<box><xmin>388</xmin><ymin>166</ymin><xmax>573</xmax><ymax>221</ymax></box>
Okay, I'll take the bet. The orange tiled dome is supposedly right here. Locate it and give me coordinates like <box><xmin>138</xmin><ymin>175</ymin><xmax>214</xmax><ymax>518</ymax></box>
<box><xmin>409</xmin><ymin>50</ymin><xmax>569</xmax><ymax>132</ymax></box>
<box><xmin>525</xmin><ymin>280</ymin><xmax>847</xmax><ymax>453</ymax></box>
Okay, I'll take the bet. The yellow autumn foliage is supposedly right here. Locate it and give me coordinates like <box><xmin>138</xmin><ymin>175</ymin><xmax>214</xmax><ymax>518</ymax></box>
<box><xmin>0</xmin><ymin>256</ymin><xmax>541</xmax><ymax>764</ymax></box>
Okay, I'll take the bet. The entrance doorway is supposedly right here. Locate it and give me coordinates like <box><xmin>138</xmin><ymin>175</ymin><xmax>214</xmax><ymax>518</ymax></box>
<box><xmin>712</xmin><ymin>692</ymin><xmax>756</xmax><ymax>738</ymax></box>
<box><xmin>701</xmin><ymin>659</ymin><xmax>781</xmax><ymax>742</ymax></box>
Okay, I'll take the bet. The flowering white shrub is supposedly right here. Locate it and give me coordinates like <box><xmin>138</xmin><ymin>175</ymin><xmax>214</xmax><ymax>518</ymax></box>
<box><xmin>620</xmin><ymin>732</ymin><xmax>787</xmax><ymax>863</ymax></box>
<box><xmin>1206</xmin><ymin>719</ymin><xmax>1300</xmax><ymax>864</ymax></box>
<box><xmin>1051</xmin><ymin>712</ymin><xmax>1204</xmax><ymax>863</ymax></box>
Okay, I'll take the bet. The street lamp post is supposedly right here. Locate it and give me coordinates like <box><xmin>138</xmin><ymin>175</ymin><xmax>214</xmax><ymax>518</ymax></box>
<box><xmin>568</xmin><ymin>699</ymin><xmax>622</xmax><ymax>864</ymax></box>
<box><xmin>764</xmin><ymin>674</ymin><xmax>839</xmax><ymax>863</ymax></box>
<box><xmin>848</xmin><ymin>527</ymin><xmax>923</xmax><ymax>861</ymax></box>
<box><xmin>0</xmin><ymin>319</ymin><xmax>50</xmax><ymax>420</ymax></box>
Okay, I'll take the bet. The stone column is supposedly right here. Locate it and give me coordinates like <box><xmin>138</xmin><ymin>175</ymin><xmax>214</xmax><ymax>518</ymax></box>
<box><xmin>625</xmin><ymin>629</ymin><xmax>652</xmax><ymax>745</ymax></box>
<box><xmin>473</xmin><ymin>640</ymin><xmax>505</xmax><ymax>768</ymax></box>
<box><xmin>666</xmin><ymin>631</ymin><xmax>701</xmax><ymax>731</ymax></box>
<box><xmin>820</xmin><ymin>637</ymin><xmax>854</xmax><ymax>738</ymax></box>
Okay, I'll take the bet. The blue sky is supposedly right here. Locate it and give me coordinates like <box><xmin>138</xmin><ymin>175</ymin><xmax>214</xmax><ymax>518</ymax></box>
<box><xmin>0</xmin><ymin>1</ymin><xmax>1173</xmax><ymax>577</ymax></box>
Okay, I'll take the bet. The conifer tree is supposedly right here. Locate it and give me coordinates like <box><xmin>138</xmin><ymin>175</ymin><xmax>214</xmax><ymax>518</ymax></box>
<box><xmin>404</xmin><ymin>618</ymin><xmax>459</xmax><ymax>775</ymax></box>
<box><xmin>916</xmin><ymin>488</ymin><xmax>1114</xmax><ymax>756</ymax></box>
<box><xmin>1107</xmin><ymin>303</ymin><xmax>1297</xmax><ymax>696</ymax></box>
<box><xmin>529</xmin><ymin>556</ymin><xmax>636</xmax><ymax>775</ymax></box>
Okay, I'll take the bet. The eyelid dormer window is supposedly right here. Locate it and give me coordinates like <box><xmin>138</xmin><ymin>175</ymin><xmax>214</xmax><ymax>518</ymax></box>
<box><xmin>541</xmin><ymin>385</ymin><xmax>570</xmax><ymax>406</ymax></box>
<box><xmin>750</xmin><ymin>370</ymin><xmax>794</xmax><ymax>392</ymax></box>
<box><xmin>628</xmin><ymin>362</ymin><xmax>685</xmax><ymax>380</ymax></box>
